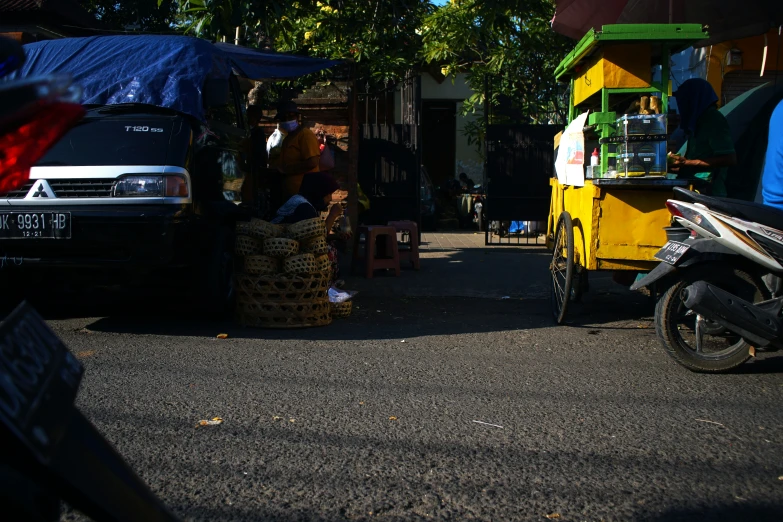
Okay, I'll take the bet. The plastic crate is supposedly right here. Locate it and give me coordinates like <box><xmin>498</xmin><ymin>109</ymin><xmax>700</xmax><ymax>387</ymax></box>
<box><xmin>617</xmin><ymin>114</ymin><xmax>667</xmax><ymax>136</ymax></box>
<box><xmin>618</xmin><ymin>141</ymin><xmax>667</xmax><ymax>177</ymax></box>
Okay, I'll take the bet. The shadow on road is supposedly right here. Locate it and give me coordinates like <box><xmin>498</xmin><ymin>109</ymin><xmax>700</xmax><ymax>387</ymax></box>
<box><xmin>637</xmin><ymin>503</ymin><xmax>783</xmax><ymax>522</ymax></box>
<box><xmin>15</xmin><ymin>244</ymin><xmax>783</xmax><ymax>376</ymax></box>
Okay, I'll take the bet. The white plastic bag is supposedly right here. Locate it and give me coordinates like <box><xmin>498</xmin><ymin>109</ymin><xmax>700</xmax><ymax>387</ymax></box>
<box><xmin>329</xmin><ymin>287</ymin><xmax>357</xmax><ymax>303</ymax></box>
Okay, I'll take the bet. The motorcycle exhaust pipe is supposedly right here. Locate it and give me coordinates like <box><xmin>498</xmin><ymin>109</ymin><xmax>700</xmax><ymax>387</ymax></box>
<box><xmin>680</xmin><ymin>282</ymin><xmax>781</xmax><ymax>347</ymax></box>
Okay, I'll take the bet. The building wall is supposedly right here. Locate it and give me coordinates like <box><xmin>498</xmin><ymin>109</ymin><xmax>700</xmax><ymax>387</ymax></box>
<box><xmin>455</xmin><ymin>101</ymin><xmax>484</xmax><ymax>184</ymax></box>
<box><xmin>419</xmin><ymin>72</ymin><xmax>484</xmax><ymax>183</ymax></box>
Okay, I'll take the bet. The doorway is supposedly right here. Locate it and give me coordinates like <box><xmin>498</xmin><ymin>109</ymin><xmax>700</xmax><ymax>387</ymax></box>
<box><xmin>421</xmin><ymin>101</ymin><xmax>457</xmax><ymax>188</ymax></box>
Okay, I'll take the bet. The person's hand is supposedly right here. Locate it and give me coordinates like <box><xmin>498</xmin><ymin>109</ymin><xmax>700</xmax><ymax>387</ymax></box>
<box><xmin>327</xmin><ymin>204</ymin><xmax>343</xmax><ymax>220</ymax></box>
<box><xmin>667</xmin><ymin>153</ymin><xmax>685</xmax><ymax>173</ymax></box>
<box><xmin>669</xmin><ymin>154</ymin><xmax>687</xmax><ymax>166</ymax></box>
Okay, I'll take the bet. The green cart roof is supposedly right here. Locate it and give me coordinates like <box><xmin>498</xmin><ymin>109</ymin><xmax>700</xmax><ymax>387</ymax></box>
<box><xmin>555</xmin><ymin>24</ymin><xmax>709</xmax><ymax>81</ymax></box>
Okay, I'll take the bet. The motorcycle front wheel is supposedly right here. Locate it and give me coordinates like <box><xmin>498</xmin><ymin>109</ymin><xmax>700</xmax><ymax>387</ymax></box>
<box><xmin>655</xmin><ymin>263</ymin><xmax>769</xmax><ymax>373</ymax></box>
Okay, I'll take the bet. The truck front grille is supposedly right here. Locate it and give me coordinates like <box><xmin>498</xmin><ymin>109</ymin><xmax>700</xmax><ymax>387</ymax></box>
<box><xmin>48</xmin><ymin>179</ymin><xmax>115</xmax><ymax>198</ymax></box>
<box><xmin>5</xmin><ymin>179</ymin><xmax>116</xmax><ymax>199</ymax></box>
<box><xmin>7</xmin><ymin>182</ymin><xmax>34</xmax><ymax>199</ymax></box>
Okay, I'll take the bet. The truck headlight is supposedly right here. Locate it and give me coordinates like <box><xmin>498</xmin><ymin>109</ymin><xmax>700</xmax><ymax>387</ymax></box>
<box><xmin>113</xmin><ymin>175</ymin><xmax>163</xmax><ymax>197</ymax></box>
<box><xmin>113</xmin><ymin>175</ymin><xmax>189</xmax><ymax>197</ymax></box>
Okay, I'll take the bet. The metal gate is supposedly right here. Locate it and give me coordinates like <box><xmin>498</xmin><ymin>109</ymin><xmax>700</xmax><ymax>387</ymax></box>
<box><xmin>357</xmin><ymin>74</ymin><xmax>422</xmax><ymax>227</ymax></box>
<box><xmin>484</xmin><ymin>124</ymin><xmax>561</xmax><ymax>245</ymax></box>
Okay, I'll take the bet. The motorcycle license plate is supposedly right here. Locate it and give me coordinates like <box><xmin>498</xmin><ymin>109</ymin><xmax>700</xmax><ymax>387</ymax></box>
<box><xmin>654</xmin><ymin>240</ymin><xmax>690</xmax><ymax>265</ymax></box>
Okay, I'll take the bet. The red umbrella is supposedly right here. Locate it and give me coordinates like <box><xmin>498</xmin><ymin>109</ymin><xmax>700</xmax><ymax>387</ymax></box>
<box><xmin>552</xmin><ymin>0</ymin><xmax>783</xmax><ymax>45</ymax></box>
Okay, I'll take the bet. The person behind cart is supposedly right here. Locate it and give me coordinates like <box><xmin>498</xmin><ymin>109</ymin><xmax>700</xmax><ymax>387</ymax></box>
<box><xmin>761</xmin><ymin>98</ymin><xmax>783</xmax><ymax>211</ymax></box>
<box><xmin>667</xmin><ymin>78</ymin><xmax>737</xmax><ymax>196</ymax></box>
<box><xmin>271</xmin><ymin>172</ymin><xmax>343</xmax><ymax>285</ymax></box>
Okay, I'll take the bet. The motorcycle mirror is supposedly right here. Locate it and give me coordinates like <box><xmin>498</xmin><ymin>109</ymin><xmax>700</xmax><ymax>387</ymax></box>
<box><xmin>0</xmin><ymin>37</ymin><xmax>25</xmax><ymax>78</ymax></box>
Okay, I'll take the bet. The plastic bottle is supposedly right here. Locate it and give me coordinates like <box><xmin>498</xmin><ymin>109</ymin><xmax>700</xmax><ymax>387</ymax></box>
<box><xmin>591</xmin><ymin>148</ymin><xmax>599</xmax><ymax>166</ymax></box>
<box><xmin>339</xmin><ymin>207</ymin><xmax>352</xmax><ymax>236</ymax></box>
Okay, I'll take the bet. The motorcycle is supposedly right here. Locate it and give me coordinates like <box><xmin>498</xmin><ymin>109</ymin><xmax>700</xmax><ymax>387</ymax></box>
<box><xmin>632</xmin><ymin>186</ymin><xmax>783</xmax><ymax>373</ymax></box>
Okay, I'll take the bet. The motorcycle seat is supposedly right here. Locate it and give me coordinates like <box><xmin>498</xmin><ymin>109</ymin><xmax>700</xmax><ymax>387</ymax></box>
<box><xmin>672</xmin><ymin>187</ymin><xmax>783</xmax><ymax>232</ymax></box>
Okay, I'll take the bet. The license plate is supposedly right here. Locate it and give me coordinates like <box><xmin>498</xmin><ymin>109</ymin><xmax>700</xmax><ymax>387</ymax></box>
<box><xmin>0</xmin><ymin>212</ymin><xmax>71</xmax><ymax>239</ymax></box>
<box><xmin>654</xmin><ymin>240</ymin><xmax>690</xmax><ymax>265</ymax></box>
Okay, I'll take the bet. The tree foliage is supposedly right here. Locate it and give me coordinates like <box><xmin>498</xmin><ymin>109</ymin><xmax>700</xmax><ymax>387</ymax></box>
<box><xmin>165</xmin><ymin>0</ymin><xmax>293</xmax><ymax>48</ymax></box>
<box><xmin>274</xmin><ymin>1</ymin><xmax>434</xmax><ymax>82</ymax></box>
<box><xmin>79</xmin><ymin>0</ymin><xmax>178</xmax><ymax>32</ymax></box>
<box><xmin>82</xmin><ymin>0</ymin><xmax>573</xmax><ymax>128</ymax></box>
<box><xmin>420</xmin><ymin>0</ymin><xmax>572</xmax><ymax>125</ymax></box>
<box><xmin>164</xmin><ymin>0</ymin><xmax>433</xmax><ymax>83</ymax></box>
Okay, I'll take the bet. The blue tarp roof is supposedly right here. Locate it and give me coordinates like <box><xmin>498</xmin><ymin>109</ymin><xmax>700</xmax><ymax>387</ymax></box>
<box><xmin>16</xmin><ymin>35</ymin><xmax>341</xmax><ymax>121</ymax></box>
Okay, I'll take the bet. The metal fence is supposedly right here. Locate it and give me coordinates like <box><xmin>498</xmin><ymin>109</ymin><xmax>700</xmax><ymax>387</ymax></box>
<box><xmin>357</xmin><ymin>75</ymin><xmax>422</xmax><ymax>227</ymax></box>
<box><xmin>483</xmin><ymin>124</ymin><xmax>561</xmax><ymax>245</ymax></box>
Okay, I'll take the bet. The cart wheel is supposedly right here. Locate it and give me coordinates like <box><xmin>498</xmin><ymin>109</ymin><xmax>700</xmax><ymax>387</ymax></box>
<box><xmin>550</xmin><ymin>211</ymin><xmax>574</xmax><ymax>324</ymax></box>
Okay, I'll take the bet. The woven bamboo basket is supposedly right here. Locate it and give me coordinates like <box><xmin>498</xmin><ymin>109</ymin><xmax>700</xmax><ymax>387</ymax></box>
<box><xmin>283</xmin><ymin>253</ymin><xmax>317</xmax><ymax>275</ymax></box>
<box><xmin>235</xmin><ymin>235</ymin><xmax>263</xmax><ymax>256</ymax></box>
<box><xmin>286</xmin><ymin>217</ymin><xmax>325</xmax><ymax>242</ymax></box>
<box><xmin>223</xmin><ymin>178</ymin><xmax>244</xmax><ymax>192</ymax></box>
<box><xmin>249</xmin><ymin>219</ymin><xmax>284</xmax><ymax>240</ymax></box>
<box><xmin>263</xmin><ymin>237</ymin><xmax>299</xmax><ymax>258</ymax></box>
<box><xmin>330</xmin><ymin>300</ymin><xmax>353</xmax><ymax>319</ymax></box>
<box><xmin>235</xmin><ymin>273</ymin><xmax>331</xmax><ymax>328</ymax></box>
<box><xmin>235</xmin><ymin>220</ymin><xmax>253</xmax><ymax>237</ymax></box>
<box><xmin>244</xmin><ymin>255</ymin><xmax>279</xmax><ymax>276</ymax></box>
<box><xmin>313</xmin><ymin>254</ymin><xmax>331</xmax><ymax>274</ymax></box>
<box><xmin>301</xmin><ymin>236</ymin><xmax>329</xmax><ymax>256</ymax></box>
<box><xmin>236</xmin><ymin>274</ymin><xmax>330</xmax><ymax>303</ymax></box>
<box><xmin>236</xmin><ymin>300</ymin><xmax>331</xmax><ymax>328</ymax></box>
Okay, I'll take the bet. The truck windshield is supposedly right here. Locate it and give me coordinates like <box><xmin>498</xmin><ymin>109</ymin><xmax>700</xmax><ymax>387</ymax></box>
<box><xmin>37</xmin><ymin>112</ymin><xmax>180</xmax><ymax>167</ymax></box>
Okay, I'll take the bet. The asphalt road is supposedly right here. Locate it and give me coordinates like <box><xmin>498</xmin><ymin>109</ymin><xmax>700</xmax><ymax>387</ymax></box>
<box><xmin>35</xmin><ymin>284</ymin><xmax>783</xmax><ymax>522</ymax></box>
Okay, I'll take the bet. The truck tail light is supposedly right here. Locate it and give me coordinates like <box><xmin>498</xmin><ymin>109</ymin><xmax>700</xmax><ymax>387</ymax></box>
<box><xmin>0</xmin><ymin>102</ymin><xmax>85</xmax><ymax>195</ymax></box>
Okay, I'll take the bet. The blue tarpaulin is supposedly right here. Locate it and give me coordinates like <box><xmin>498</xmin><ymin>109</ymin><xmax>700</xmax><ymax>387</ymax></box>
<box><xmin>15</xmin><ymin>35</ymin><xmax>341</xmax><ymax>122</ymax></box>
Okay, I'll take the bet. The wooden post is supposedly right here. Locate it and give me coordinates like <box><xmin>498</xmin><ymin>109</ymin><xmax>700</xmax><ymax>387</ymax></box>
<box><xmin>346</xmin><ymin>67</ymin><xmax>360</xmax><ymax>247</ymax></box>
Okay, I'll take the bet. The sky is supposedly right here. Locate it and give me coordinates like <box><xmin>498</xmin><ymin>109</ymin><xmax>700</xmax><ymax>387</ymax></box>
<box><xmin>432</xmin><ymin>0</ymin><xmax>449</xmax><ymax>5</ymax></box>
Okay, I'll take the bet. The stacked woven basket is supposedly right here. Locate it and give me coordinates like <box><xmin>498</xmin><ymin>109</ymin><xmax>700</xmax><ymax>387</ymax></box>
<box><xmin>234</xmin><ymin>217</ymin><xmax>350</xmax><ymax>327</ymax></box>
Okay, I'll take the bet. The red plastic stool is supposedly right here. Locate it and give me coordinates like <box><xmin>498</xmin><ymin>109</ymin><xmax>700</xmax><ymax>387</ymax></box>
<box><xmin>352</xmin><ymin>225</ymin><xmax>401</xmax><ymax>278</ymax></box>
<box><xmin>388</xmin><ymin>220</ymin><xmax>420</xmax><ymax>270</ymax></box>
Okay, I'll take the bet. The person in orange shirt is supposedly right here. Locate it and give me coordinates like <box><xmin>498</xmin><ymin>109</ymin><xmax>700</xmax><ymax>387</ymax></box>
<box><xmin>275</xmin><ymin>100</ymin><xmax>320</xmax><ymax>197</ymax></box>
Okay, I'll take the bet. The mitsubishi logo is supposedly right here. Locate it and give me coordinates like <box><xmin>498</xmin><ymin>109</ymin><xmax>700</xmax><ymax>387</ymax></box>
<box><xmin>27</xmin><ymin>180</ymin><xmax>55</xmax><ymax>199</ymax></box>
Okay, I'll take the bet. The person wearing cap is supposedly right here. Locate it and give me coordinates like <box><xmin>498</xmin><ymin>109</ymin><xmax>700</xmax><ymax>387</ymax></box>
<box><xmin>668</xmin><ymin>78</ymin><xmax>737</xmax><ymax>196</ymax></box>
<box><xmin>273</xmin><ymin>100</ymin><xmax>321</xmax><ymax>197</ymax></box>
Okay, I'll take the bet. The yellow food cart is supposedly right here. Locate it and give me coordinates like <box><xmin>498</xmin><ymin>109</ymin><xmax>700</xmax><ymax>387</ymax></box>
<box><xmin>547</xmin><ymin>24</ymin><xmax>708</xmax><ymax>323</ymax></box>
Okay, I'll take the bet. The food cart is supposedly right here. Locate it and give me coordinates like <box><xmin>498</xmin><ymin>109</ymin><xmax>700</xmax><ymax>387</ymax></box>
<box><xmin>547</xmin><ymin>24</ymin><xmax>708</xmax><ymax>323</ymax></box>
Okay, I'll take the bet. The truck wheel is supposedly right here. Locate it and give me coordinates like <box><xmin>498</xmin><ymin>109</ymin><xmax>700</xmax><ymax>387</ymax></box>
<box><xmin>655</xmin><ymin>264</ymin><xmax>768</xmax><ymax>373</ymax></box>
